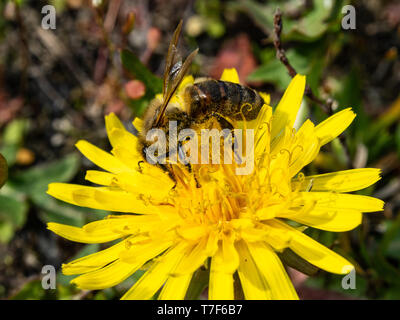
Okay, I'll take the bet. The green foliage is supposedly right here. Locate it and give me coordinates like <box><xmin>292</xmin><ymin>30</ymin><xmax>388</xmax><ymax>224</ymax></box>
<box><xmin>1</xmin><ymin>0</ymin><xmax>400</xmax><ymax>301</ymax></box>
<box><xmin>121</xmin><ymin>49</ymin><xmax>163</xmax><ymax>116</ymax></box>
<box><xmin>0</xmin><ymin>153</ymin><xmax>83</xmax><ymax>244</ymax></box>
<box><xmin>0</xmin><ymin>119</ymin><xmax>29</xmax><ymax>167</ymax></box>
<box><xmin>244</xmin><ymin>1</ymin><xmax>347</xmax><ymax>95</ymax></box>
<box><xmin>11</xmin><ymin>280</ymin><xmax>50</xmax><ymax>300</ymax></box>
<box><xmin>248</xmin><ymin>43</ymin><xmax>327</xmax><ymax>91</ymax></box>
<box><xmin>195</xmin><ymin>0</ymin><xmax>225</xmax><ymax>38</ymax></box>
<box><xmin>229</xmin><ymin>0</ymin><xmax>346</xmax><ymax>42</ymax></box>
<box><xmin>0</xmin><ymin>193</ymin><xmax>28</xmax><ymax>243</ymax></box>
<box><xmin>0</xmin><ymin>119</ymin><xmax>102</xmax><ymax>244</ymax></box>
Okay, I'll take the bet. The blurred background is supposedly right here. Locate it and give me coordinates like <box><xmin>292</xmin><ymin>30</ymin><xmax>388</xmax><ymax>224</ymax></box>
<box><xmin>0</xmin><ymin>0</ymin><xmax>399</xmax><ymax>300</ymax></box>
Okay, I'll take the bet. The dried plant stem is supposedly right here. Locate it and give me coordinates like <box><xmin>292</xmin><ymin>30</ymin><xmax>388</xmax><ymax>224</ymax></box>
<box><xmin>272</xmin><ymin>8</ymin><xmax>352</xmax><ymax>168</ymax></box>
<box><xmin>272</xmin><ymin>8</ymin><xmax>333</xmax><ymax>115</ymax></box>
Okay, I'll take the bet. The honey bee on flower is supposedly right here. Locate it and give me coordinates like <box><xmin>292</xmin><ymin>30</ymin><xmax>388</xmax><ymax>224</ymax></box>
<box><xmin>46</xmin><ymin>23</ymin><xmax>383</xmax><ymax>300</ymax></box>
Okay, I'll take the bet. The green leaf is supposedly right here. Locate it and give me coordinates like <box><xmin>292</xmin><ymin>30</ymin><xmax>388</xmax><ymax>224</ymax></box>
<box><xmin>185</xmin><ymin>268</ymin><xmax>209</xmax><ymax>300</ymax></box>
<box><xmin>0</xmin><ymin>193</ymin><xmax>28</xmax><ymax>227</ymax></box>
<box><xmin>227</xmin><ymin>0</ymin><xmax>275</xmax><ymax>35</ymax></box>
<box><xmin>8</xmin><ymin>153</ymin><xmax>80</xmax><ymax>196</ymax></box>
<box><xmin>372</xmin><ymin>218</ymin><xmax>400</xmax><ymax>285</ymax></box>
<box><xmin>0</xmin><ymin>119</ymin><xmax>29</xmax><ymax>166</ymax></box>
<box><xmin>248</xmin><ymin>58</ymin><xmax>292</xmax><ymax>90</ymax></box>
<box><xmin>2</xmin><ymin>119</ymin><xmax>28</xmax><ymax>146</ymax></box>
<box><xmin>10</xmin><ymin>280</ymin><xmax>47</xmax><ymax>300</ymax></box>
<box><xmin>249</xmin><ymin>44</ymin><xmax>325</xmax><ymax>91</ymax></box>
<box><xmin>0</xmin><ymin>221</ymin><xmax>15</xmax><ymax>244</ymax></box>
<box><xmin>121</xmin><ymin>49</ymin><xmax>163</xmax><ymax>115</ymax></box>
<box><xmin>121</xmin><ymin>50</ymin><xmax>162</xmax><ymax>94</ymax></box>
<box><xmin>195</xmin><ymin>0</ymin><xmax>225</xmax><ymax>38</ymax></box>
<box><xmin>278</xmin><ymin>248</ymin><xmax>319</xmax><ymax>276</ymax></box>
<box><xmin>0</xmin><ymin>193</ymin><xmax>28</xmax><ymax>243</ymax></box>
<box><xmin>37</xmin><ymin>202</ymin><xmax>85</xmax><ymax>227</ymax></box>
<box><xmin>283</xmin><ymin>0</ymin><xmax>335</xmax><ymax>42</ymax></box>
<box><xmin>229</xmin><ymin>0</ymin><xmax>342</xmax><ymax>42</ymax></box>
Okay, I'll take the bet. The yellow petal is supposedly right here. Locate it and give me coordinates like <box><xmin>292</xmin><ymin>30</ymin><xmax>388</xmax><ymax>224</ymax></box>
<box><xmin>236</xmin><ymin>241</ymin><xmax>271</xmax><ymax>299</ymax></box>
<box><xmin>178</xmin><ymin>75</ymin><xmax>195</xmax><ymax>90</ymax></box>
<box><xmin>62</xmin><ymin>237</ymin><xmax>131</xmax><ymax>275</ymax></box>
<box><xmin>315</xmin><ymin>108</ymin><xmax>356</xmax><ymax>146</ymax></box>
<box><xmin>111</xmin><ymin>146</ymin><xmax>170</xmax><ymax>182</ymax></box>
<box><xmin>241</xmin><ymin>222</ymin><xmax>291</xmax><ymax>251</ymax></box>
<box><xmin>254</xmin><ymin>105</ymin><xmax>273</xmax><ymax>158</ymax></box>
<box><xmin>288</xmin><ymin>119</ymin><xmax>320</xmax><ymax>177</ymax></box>
<box><xmin>121</xmin><ymin>243</ymin><xmax>187</xmax><ymax>300</ymax></box>
<box><xmin>105</xmin><ymin>113</ymin><xmax>125</xmax><ymax>147</ymax></box>
<box><xmin>47</xmin><ymin>222</ymin><xmax>122</xmax><ymax>243</ymax></box>
<box><xmin>209</xmin><ymin>271</ymin><xmax>234</xmax><ymax>300</ymax></box>
<box><xmin>133</xmin><ymin>117</ymin><xmax>144</xmax><ymax>133</ymax></box>
<box><xmin>247</xmin><ymin>242</ymin><xmax>299</xmax><ymax>300</ymax></box>
<box><xmin>176</xmin><ymin>224</ymin><xmax>208</xmax><ymax>241</ymax></box>
<box><xmin>259</xmin><ymin>92</ymin><xmax>271</xmax><ymax>105</ymax></box>
<box><xmin>115</xmin><ymin>171</ymin><xmax>174</xmax><ymax>199</ymax></box>
<box><xmin>220</xmin><ymin>68</ymin><xmax>240</xmax><ymax>83</ymax></box>
<box><xmin>271</xmin><ymin>220</ymin><xmax>354</xmax><ymax>274</ymax></box>
<box><xmin>271</xmin><ymin>74</ymin><xmax>306</xmax><ymax>139</ymax></box>
<box><xmin>298</xmin><ymin>192</ymin><xmax>384</xmax><ymax>212</ymax></box>
<box><xmin>282</xmin><ymin>208</ymin><xmax>362</xmax><ymax>232</ymax></box>
<box><xmin>211</xmin><ymin>234</ymin><xmax>239</xmax><ymax>274</ymax></box>
<box><xmin>111</xmin><ymin>145</ymin><xmax>142</xmax><ymax>171</ymax></box>
<box><xmin>47</xmin><ymin>183</ymin><xmax>170</xmax><ymax>214</ymax></box>
<box><xmin>75</xmin><ymin>140</ymin><xmax>130</xmax><ymax>173</ymax></box>
<box><xmin>71</xmin><ymin>259</ymin><xmax>139</xmax><ymax>290</ymax></box>
<box><xmin>119</xmin><ymin>238</ymin><xmax>173</xmax><ymax>265</ymax></box>
<box><xmin>85</xmin><ymin>170</ymin><xmax>116</xmax><ymax>186</ymax></box>
<box><xmin>208</xmin><ymin>234</ymin><xmax>239</xmax><ymax>300</ymax></box>
<box><xmin>109</xmin><ymin>128</ymin><xmax>141</xmax><ymax>159</ymax></box>
<box><xmin>158</xmin><ymin>273</ymin><xmax>193</xmax><ymax>300</ymax></box>
<box><xmin>293</xmin><ymin>168</ymin><xmax>382</xmax><ymax>192</ymax></box>
<box><xmin>82</xmin><ymin>216</ymin><xmax>137</xmax><ymax>234</ymax></box>
<box><xmin>93</xmin><ymin>188</ymin><xmax>173</xmax><ymax>214</ymax></box>
<box><xmin>172</xmin><ymin>239</ymin><xmax>208</xmax><ymax>275</ymax></box>
<box><xmin>47</xmin><ymin>183</ymin><xmax>99</xmax><ymax>208</ymax></box>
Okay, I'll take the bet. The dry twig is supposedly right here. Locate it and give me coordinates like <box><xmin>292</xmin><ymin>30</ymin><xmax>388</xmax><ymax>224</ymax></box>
<box><xmin>272</xmin><ymin>9</ymin><xmax>334</xmax><ymax>115</ymax></box>
<box><xmin>272</xmin><ymin>9</ymin><xmax>353</xmax><ymax>168</ymax></box>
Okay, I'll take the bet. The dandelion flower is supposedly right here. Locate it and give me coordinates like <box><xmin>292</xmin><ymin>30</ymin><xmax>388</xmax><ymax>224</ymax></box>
<box><xmin>47</xmin><ymin>69</ymin><xmax>383</xmax><ymax>300</ymax></box>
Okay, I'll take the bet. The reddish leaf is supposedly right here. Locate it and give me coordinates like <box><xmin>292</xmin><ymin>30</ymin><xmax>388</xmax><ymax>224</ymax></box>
<box><xmin>209</xmin><ymin>34</ymin><xmax>257</xmax><ymax>85</ymax></box>
<box><xmin>124</xmin><ymin>80</ymin><xmax>146</xmax><ymax>99</ymax></box>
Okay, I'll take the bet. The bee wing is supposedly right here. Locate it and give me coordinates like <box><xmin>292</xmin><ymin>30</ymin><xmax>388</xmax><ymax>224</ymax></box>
<box><xmin>163</xmin><ymin>21</ymin><xmax>183</xmax><ymax>97</ymax></box>
<box><xmin>155</xmin><ymin>47</ymin><xmax>198</xmax><ymax>127</ymax></box>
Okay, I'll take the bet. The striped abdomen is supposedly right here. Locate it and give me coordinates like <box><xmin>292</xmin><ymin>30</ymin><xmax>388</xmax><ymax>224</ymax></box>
<box><xmin>184</xmin><ymin>80</ymin><xmax>264</xmax><ymax>121</ymax></box>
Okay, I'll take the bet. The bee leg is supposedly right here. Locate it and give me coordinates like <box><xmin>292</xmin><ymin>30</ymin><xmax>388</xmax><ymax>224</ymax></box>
<box><xmin>160</xmin><ymin>163</ymin><xmax>178</xmax><ymax>188</ymax></box>
<box><xmin>137</xmin><ymin>160</ymin><xmax>144</xmax><ymax>173</ymax></box>
<box><xmin>177</xmin><ymin>141</ymin><xmax>201</xmax><ymax>188</ymax></box>
<box><xmin>215</xmin><ymin>114</ymin><xmax>234</xmax><ymax>131</ymax></box>
<box><xmin>210</xmin><ymin>112</ymin><xmax>238</xmax><ymax>158</ymax></box>
<box><xmin>185</xmin><ymin>162</ymin><xmax>201</xmax><ymax>188</ymax></box>
<box><xmin>143</xmin><ymin>145</ymin><xmax>178</xmax><ymax>187</ymax></box>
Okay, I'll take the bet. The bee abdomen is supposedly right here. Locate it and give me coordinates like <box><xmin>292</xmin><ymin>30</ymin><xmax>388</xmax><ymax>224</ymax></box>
<box><xmin>185</xmin><ymin>80</ymin><xmax>264</xmax><ymax>121</ymax></box>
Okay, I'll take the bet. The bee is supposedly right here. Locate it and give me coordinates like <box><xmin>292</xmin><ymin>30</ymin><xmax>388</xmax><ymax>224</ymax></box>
<box><xmin>139</xmin><ymin>21</ymin><xmax>265</xmax><ymax>167</ymax></box>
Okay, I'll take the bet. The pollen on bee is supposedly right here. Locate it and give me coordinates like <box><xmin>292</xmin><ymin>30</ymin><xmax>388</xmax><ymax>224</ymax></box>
<box><xmin>144</xmin><ymin>120</ymin><xmax>256</xmax><ymax>175</ymax></box>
